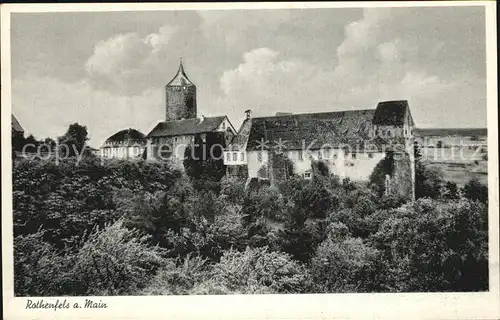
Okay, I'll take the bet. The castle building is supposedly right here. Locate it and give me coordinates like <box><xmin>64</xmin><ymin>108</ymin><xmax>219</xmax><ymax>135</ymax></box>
<box><xmin>145</xmin><ymin>59</ymin><xmax>236</xmax><ymax>167</ymax></box>
<box><xmin>224</xmin><ymin>101</ymin><xmax>416</xmax><ymax>199</ymax></box>
<box><xmin>100</xmin><ymin>128</ymin><xmax>147</xmax><ymax>160</ymax></box>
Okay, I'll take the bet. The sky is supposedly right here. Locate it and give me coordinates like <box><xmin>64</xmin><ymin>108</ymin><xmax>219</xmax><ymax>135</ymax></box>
<box><xmin>10</xmin><ymin>6</ymin><xmax>487</xmax><ymax>147</ymax></box>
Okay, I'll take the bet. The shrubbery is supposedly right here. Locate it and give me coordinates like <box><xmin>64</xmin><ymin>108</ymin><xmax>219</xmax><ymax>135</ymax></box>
<box><xmin>13</xmin><ymin>152</ymin><xmax>489</xmax><ymax>295</ymax></box>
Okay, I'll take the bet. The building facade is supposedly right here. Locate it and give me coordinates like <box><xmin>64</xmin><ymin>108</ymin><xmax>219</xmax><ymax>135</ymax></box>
<box><xmin>225</xmin><ymin>100</ymin><xmax>416</xmax><ymax>199</ymax></box>
<box><xmin>146</xmin><ymin>60</ymin><xmax>236</xmax><ymax>168</ymax></box>
<box><xmin>100</xmin><ymin>128</ymin><xmax>146</xmax><ymax>160</ymax></box>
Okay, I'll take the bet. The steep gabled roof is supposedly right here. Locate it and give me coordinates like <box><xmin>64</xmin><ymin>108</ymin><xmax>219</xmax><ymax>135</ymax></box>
<box><xmin>147</xmin><ymin>116</ymin><xmax>226</xmax><ymax>138</ymax></box>
<box><xmin>105</xmin><ymin>128</ymin><xmax>146</xmax><ymax>144</ymax></box>
<box><xmin>229</xmin><ymin>109</ymin><xmax>384</xmax><ymax>151</ymax></box>
<box><xmin>372</xmin><ymin>100</ymin><xmax>410</xmax><ymax>126</ymax></box>
<box><xmin>166</xmin><ymin>59</ymin><xmax>195</xmax><ymax>87</ymax></box>
<box><xmin>12</xmin><ymin>115</ymin><xmax>24</xmax><ymax>133</ymax></box>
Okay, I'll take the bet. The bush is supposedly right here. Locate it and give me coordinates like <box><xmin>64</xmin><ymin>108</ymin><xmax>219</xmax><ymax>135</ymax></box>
<box><xmin>14</xmin><ymin>231</ymin><xmax>69</xmax><ymax>296</ymax></box>
<box><xmin>310</xmin><ymin>223</ymin><xmax>380</xmax><ymax>293</ymax></box>
<box><xmin>141</xmin><ymin>254</ymin><xmax>210</xmax><ymax>295</ymax></box>
<box><xmin>370</xmin><ymin>198</ymin><xmax>488</xmax><ymax>292</ymax></box>
<box><xmin>69</xmin><ymin>221</ymin><xmax>166</xmax><ymax>295</ymax></box>
<box><xmin>462</xmin><ymin>178</ymin><xmax>488</xmax><ymax>204</ymax></box>
<box><xmin>202</xmin><ymin>247</ymin><xmax>312</xmax><ymax>294</ymax></box>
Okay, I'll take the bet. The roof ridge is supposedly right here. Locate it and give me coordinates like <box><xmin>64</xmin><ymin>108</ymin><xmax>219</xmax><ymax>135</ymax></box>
<box><xmin>251</xmin><ymin>108</ymin><xmax>376</xmax><ymax>120</ymax></box>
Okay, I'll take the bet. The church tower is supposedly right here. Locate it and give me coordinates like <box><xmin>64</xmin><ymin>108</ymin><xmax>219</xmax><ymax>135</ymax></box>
<box><xmin>165</xmin><ymin>58</ymin><xmax>197</xmax><ymax>120</ymax></box>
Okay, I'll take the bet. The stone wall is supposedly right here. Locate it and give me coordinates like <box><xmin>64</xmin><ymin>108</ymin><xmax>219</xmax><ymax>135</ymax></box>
<box><xmin>390</xmin><ymin>152</ymin><xmax>414</xmax><ymax>199</ymax></box>
<box><xmin>165</xmin><ymin>86</ymin><xmax>197</xmax><ymax>120</ymax></box>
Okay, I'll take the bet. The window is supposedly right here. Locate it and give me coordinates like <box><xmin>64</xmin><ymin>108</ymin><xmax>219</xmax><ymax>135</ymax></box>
<box><xmin>304</xmin><ymin>172</ymin><xmax>312</xmax><ymax>179</ymax></box>
<box><xmin>352</xmin><ymin>153</ymin><xmax>357</xmax><ymax>159</ymax></box>
<box><xmin>222</xmin><ymin>122</ymin><xmax>226</xmax><ymax>130</ymax></box>
<box><xmin>226</xmin><ymin>153</ymin><xmax>230</xmax><ymax>161</ymax></box>
<box><xmin>233</xmin><ymin>152</ymin><xmax>237</xmax><ymax>161</ymax></box>
<box><xmin>387</xmin><ymin>131</ymin><xmax>392</xmax><ymax>137</ymax></box>
<box><xmin>368</xmin><ymin>153</ymin><xmax>374</xmax><ymax>159</ymax></box>
<box><xmin>240</xmin><ymin>152</ymin><xmax>245</xmax><ymax>161</ymax></box>
<box><xmin>257</xmin><ymin>152</ymin><xmax>262</xmax><ymax>162</ymax></box>
<box><xmin>298</xmin><ymin>151</ymin><xmax>303</xmax><ymax>161</ymax></box>
<box><xmin>318</xmin><ymin>151</ymin><xmax>322</xmax><ymax>160</ymax></box>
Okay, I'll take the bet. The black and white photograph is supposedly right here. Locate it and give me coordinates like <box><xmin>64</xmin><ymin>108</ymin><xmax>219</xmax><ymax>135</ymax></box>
<box><xmin>2</xmin><ymin>2</ymin><xmax>499</xmax><ymax>319</ymax></box>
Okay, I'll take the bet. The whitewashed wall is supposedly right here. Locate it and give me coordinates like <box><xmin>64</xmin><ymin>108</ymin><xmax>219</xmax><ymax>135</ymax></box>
<box><xmin>247</xmin><ymin>151</ymin><xmax>270</xmax><ymax>178</ymax></box>
<box><xmin>100</xmin><ymin>145</ymin><xmax>145</xmax><ymax>159</ymax></box>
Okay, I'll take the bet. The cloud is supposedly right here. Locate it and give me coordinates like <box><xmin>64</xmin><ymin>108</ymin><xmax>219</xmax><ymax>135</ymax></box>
<box><xmin>12</xmin><ymin>75</ymin><xmax>164</xmax><ymax>147</ymax></box>
<box><xmin>84</xmin><ymin>25</ymin><xmax>178</xmax><ymax>95</ymax></box>
<box><xmin>215</xmin><ymin>7</ymin><xmax>486</xmax><ymax>128</ymax></box>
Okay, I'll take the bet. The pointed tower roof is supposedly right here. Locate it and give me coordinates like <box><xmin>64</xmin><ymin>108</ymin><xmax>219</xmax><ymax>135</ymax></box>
<box><xmin>166</xmin><ymin>58</ymin><xmax>195</xmax><ymax>87</ymax></box>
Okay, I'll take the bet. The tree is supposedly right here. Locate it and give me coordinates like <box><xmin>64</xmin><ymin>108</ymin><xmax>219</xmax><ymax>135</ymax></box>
<box><xmin>370</xmin><ymin>199</ymin><xmax>488</xmax><ymax>292</ymax></box>
<box><xmin>69</xmin><ymin>221</ymin><xmax>166</xmax><ymax>295</ymax></box>
<box><xmin>310</xmin><ymin>222</ymin><xmax>380</xmax><ymax>293</ymax></box>
<box><xmin>183</xmin><ymin>134</ymin><xmax>226</xmax><ymax>191</ymax></box>
<box><xmin>442</xmin><ymin>181</ymin><xmax>460</xmax><ymax>200</ymax></box>
<box><xmin>369</xmin><ymin>151</ymin><xmax>395</xmax><ymax>196</ymax></box>
<box><xmin>462</xmin><ymin>178</ymin><xmax>488</xmax><ymax>204</ymax></box>
<box><xmin>58</xmin><ymin>123</ymin><xmax>90</xmax><ymax>157</ymax></box>
<box><xmin>198</xmin><ymin>247</ymin><xmax>312</xmax><ymax>294</ymax></box>
<box><xmin>414</xmin><ymin>143</ymin><xmax>444</xmax><ymax>199</ymax></box>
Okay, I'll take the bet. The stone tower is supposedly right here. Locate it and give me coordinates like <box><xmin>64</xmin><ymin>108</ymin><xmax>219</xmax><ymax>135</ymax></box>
<box><xmin>165</xmin><ymin>58</ymin><xmax>197</xmax><ymax>120</ymax></box>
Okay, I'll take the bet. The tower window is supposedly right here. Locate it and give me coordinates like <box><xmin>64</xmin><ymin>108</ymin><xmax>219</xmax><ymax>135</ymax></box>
<box><xmin>257</xmin><ymin>152</ymin><xmax>262</xmax><ymax>162</ymax></box>
<box><xmin>298</xmin><ymin>151</ymin><xmax>303</xmax><ymax>161</ymax></box>
<box><xmin>233</xmin><ymin>152</ymin><xmax>237</xmax><ymax>161</ymax></box>
<box><xmin>226</xmin><ymin>153</ymin><xmax>230</xmax><ymax>162</ymax></box>
<box><xmin>240</xmin><ymin>152</ymin><xmax>245</xmax><ymax>161</ymax></box>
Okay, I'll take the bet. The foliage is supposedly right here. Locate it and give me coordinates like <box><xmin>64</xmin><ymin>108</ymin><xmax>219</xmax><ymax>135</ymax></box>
<box><xmin>311</xmin><ymin>223</ymin><xmax>380</xmax><ymax>293</ymax></box>
<box><xmin>57</xmin><ymin>123</ymin><xmax>91</xmax><ymax>157</ymax></box>
<box><xmin>14</xmin><ymin>231</ymin><xmax>69</xmax><ymax>296</ymax></box>
<box><xmin>462</xmin><ymin>178</ymin><xmax>488</xmax><ymax>204</ymax></box>
<box><xmin>369</xmin><ymin>151</ymin><xmax>395</xmax><ymax>196</ymax></box>
<box><xmin>370</xmin><ymin>199</ymin><xmax>488</xmax><ymax>292</ymax></box>
<box><xmin>70</xmin><ymin>221</ymin><xmax>166</xmax><ymax>295</ymax></box>
<box><xmin>414</xmin><ymin>143</ymin><xmax>444</xmax><ymax>199</ymax></box>
<box><xmin>205</xmin><ymin>247</ymin><xmax>312</xmax><ymax>294</ymax></box>
<box><xmin>183</xmin><ymin>133</ymin><xmax>226</xmax><ymax>191</ymax></box>
<box><xmin>141</xmin><ymin>254</ymin><xmax>210</xmax><ymax>295</ymax></box>
<box><xmin>13</xmin><ymin>144</ymin><xmax>489</xmax><ymax>295</ymax></box>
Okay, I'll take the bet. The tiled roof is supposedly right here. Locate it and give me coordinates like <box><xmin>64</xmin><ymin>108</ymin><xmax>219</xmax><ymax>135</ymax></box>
<box><xmin>105</xmin><ymin>128</ymin><xmax>146</xmax><ymax>145</ymax></box>
<box><xmin>12</xmin><ymin>115</ymin><xmax>24</xmax><ymax>133</ymax></box>
<box><xmin>372</xmin><ymin>100</ymin><xmax>409</xmax><ymax>126</ymax></box>
<box><xmin>166</xmin><ymin>60</ymin><xmax>195</xmax><ymax>87</ymax></box>
<box><xmin>230</xmin><ymin>109</ymin><xmax>389</xmax><ymax>151</ymax></box>
<box><xmin>147</xmin><ymin>116</ymin><xmax>226</xmax><ymax>138</ymax></box>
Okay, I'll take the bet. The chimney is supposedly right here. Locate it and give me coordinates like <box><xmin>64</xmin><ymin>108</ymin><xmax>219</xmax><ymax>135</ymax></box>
<box><xmin>244</xmin><ymin>109</ymin><xmax>252</xmax><ymax>119</ymax></box>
